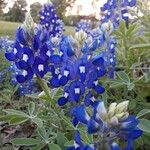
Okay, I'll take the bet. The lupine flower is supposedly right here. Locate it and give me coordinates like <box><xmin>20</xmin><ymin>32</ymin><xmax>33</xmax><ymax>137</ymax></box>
<box><xmin>5</xmin><ymin>14</ymin><xmax>52</xmax><ymax>83</ymax></box>
<box><xmin>99</xmin><ymin>21</ymin><xmax>117</xmax><ymax>78</ymax></box>
<box><xmin>76</xmin><ymin>20</ymin><xmax>92</xmax><ymax>33</ymax></box>
<box><xmin>18</xmin><ymin>80</ymin><xmax>38</xmax><ymax>96</ymax></box>
<box><xmin>39</xmin><ymin>3</ymin><xmax>65</xmax><ymax>37</ymax></box>
<box><xmin>100</xmin><ymin>0</ymin><xmax>136</xmax><ymax>27</ymax></box>
<box><xmin>71</xmin><ymin>100</ymin><xmax>142</xmax><ymax>149</ymax></box>
<box><xmin>67</xmin><ymin>130</ymin><xmax>95</xmax><ymax>150</ymax></box>
<box><xmin>49</xmin><ymin>30</ymin><xmax>106</xmax><ymax>106</ymax></box>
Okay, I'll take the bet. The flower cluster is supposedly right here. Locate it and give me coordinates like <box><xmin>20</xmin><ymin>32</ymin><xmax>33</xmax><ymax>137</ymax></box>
<box><xmin>49</xmin><ymin>30</ymin><xmax>106</xmax><ymax>106</ymax></box>
<box><xmin>76</xmin><ymin>20</ymin><xmax>92</xmax><ymax>33</ymax></box>
<box><xmin>101</xmin><ymin>0</ymin><xmax>136</xmax><ymax>27</ymax></box>
<box><xmin>70</xmin><ymin>100</ymin><xmax>142</xmax><ymax>149</ymax></box>
<box><xmin>5</xmin><ymin>23</ymin><xmax>52</xmax><ymax>83</ymax></box>
<box><xmin>39</xmin><ymin>3</ymin><xmax>65</xmax><ymax>37</ymax></box>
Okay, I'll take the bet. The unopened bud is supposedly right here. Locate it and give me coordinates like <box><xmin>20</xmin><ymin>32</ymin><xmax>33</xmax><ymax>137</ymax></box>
<box><xmin>75</xmin><ymin>30</ymin><xmax>87</xmax><ymax>44</ymax></box>
<box><xmin>115</xmin><ymin>101</ymin><xmax>129</xmax><ymax>114</ymax></box>
<box><xmin>109</xmin><ymin>116</ymin><xmax>118</xmax><ymax>126</ymax></box>
<box><xmin>101</xmin><ymin>21</ymin><xmax>114</xmax><ymax>34</ymax></box>
<box><xmin>108</xmin><ymin>102</ymin><xmax>117</xmax><ymax>118</ymax></box>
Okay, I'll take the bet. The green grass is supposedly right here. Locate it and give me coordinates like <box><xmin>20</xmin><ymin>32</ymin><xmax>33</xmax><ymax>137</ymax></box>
<box><xmin>0</xmin><ymin>21</ymin><xmax>20</xmax><ymax>37</ymax></box>
<box><xmin>0</xmin><ymin>21</ymin><xmax>75</xmax><ymax>37</ymax></box>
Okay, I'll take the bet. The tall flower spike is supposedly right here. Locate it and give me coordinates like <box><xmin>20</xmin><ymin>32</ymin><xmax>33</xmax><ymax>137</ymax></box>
<box><xmin>5</xmin><ymin>14</ymin><xmax>53</xmax><ymax>83</ymax></box>
<box><xmin>49</xmin><ymin>30</ymin><xmax>106</xmax><ymax>106</ymax></box>
<box><xmin>39</xmin><ymin>2</ymin><xmax>65</xmax><ymax>37</ymax></box>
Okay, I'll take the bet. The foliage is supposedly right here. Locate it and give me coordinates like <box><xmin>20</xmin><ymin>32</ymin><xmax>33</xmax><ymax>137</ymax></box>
<box><xmin>30</xmin><ymin>2</ymin><xmax>42</xmax><ymax>23</ymax></box>
<box><xmin>5</xmin><ymin>0</ymin><xmax>27</xmax><ymax>22</ymax></box>
<box><xmin>0</xmin><ymin>0</ymin><xmax>150</xmax><ymax>150</ymax></box>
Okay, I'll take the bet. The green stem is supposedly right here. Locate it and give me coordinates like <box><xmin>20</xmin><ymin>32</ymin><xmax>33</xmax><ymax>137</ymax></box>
<box><xmin>36</xmin><ymin>76</ymin><xmax>66</xmax><ymax>130</ymax></box>
<box><xmin>36</xmin><ymin>76</ymin><xmax>56</xmax><ymax>109</ymax></box>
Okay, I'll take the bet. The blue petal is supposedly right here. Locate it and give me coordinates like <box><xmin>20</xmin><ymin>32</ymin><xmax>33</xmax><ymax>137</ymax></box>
<box><xmin>16</xmin><ymin>27</ymin><xmax>27</xmax><ymax>45</ymax></box>
<box><xmin>57</xmin><ymin>97</ymin><xmax>68</xmax><ymax>106</ymax></box>
<box><xmin>92</xmin><ymin>56</ymin><xmax>104</xmax><ymax>66</ymax></box>
<box><xmin>59</xmin><ymin>76</ymin><xmax>68</xmax><ymax>86</ymax></box>
<box><xmin>94</xmin><ymin>85</ymin><xmax>105</xmax><ymax>94</ymax></box>
<box><xmin>17</xmin><ymin>60</ymin><xmax>29</xmax><ymax>69</ymax></box>
<box><xmin>72</xmin><ymin>117</ymin><xmax>79</xmax><ymax>127</ymax></box>
<box><xmin>84</xmin><ymin>92</ymin><xmax>94</xmax><ymax>106</ymax></box>
<box><xmin>66</xmin><ymin>146</ymin><xmax>75</xmax><ymax>150</ymax></box>
<box><xmin>71</xmin><ymin>105</ymin><xmax>90</xmax><ymax>124</ymax></box>
<box><xmin>87</xmin><ymin>119</ymin><xmax>100</xmax><ymax>134</ymax></box>
<box><xmin>110</xmin><ymin>142</ymin><xmax>120</xmax><ymax>150</ymax></box>
<box><xmin>50</xmin><ymin>55</ymin><xmax>61</xmax><ymax>64</ymax></box>
<box><xmin>74</xmin><ymin>130</ymin><xmax>83</xmax><ymax>147</ymax></box>
<box><xmin>5</xmin><ymin>52</ymin><xmax>16</xmax><ymax>61</ymax></box>
<box><xmin>50</xmin><ymin>76</ymin><xmax>60</xmax><ymax>87</ymax></box>
<box><xmin>120</xmin><ymin>115</ymin><xmax>139</xmax><ymax>131</ymax></box>
<box><xmin>16</xmin><ymin>75</ymin><xmax>26</xmax><ymax>83</ymax></box>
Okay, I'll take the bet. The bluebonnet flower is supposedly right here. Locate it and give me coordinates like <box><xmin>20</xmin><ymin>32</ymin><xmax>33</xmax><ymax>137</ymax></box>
<box><xmin>0</xmin><ymin>37</ymin><xmax>14</xmax><ymax>52</ymax></box>
<box><xmin>5</xmin><ymin>14</ymin><xmax>53</xmax><ymax>83</ymax></box>
<box><xmin>100</xmin><ymin>0</ymin><xmax>137</xmax><ymax>27</ymax></box>
<box><xmin>67</xmin><ymin>130</ymin><xmax>95</xmax><ymax>150</ymax></box>
<box><xmin>71</xmin><ymin>100</ymin><xmax>142</xmax><ymax>150</ymax></box>
<box><xmin>49</xmin><ymin>30</ymin><xmax>106</xmax><ymax>106</ymax></box>
<box><xmin>39</xmin><ymin>3</ymin><xmax>65</xmax><ymax>37</ymax></box>
<box><xmin>76</xmin><ymin>20</ymin><xmax>92</xmax><ymax>33</ymax></box>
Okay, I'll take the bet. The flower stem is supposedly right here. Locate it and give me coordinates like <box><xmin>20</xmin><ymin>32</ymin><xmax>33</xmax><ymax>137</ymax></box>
<box><xmin>36</xmin><ymin>76</ymin><xmax>56</xmax><ymax>109</ymax></box>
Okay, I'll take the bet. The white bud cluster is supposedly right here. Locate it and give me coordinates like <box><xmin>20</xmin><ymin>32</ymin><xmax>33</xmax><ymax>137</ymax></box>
<box><xmin>101</xmin><ymin>20</ymin><xmax>114</xmax><ymax>34</ymax></box>
<box><xmin>75</xmin><ymin>30</ymin><xmax>88</xmax><ymax>45</ymax></box>
<box><xmin>97</xmin><ymin>101</ymin><xmax>129</xmax><ymax>127</ymax></box>
<box><xmin>107</xmin><ymin>101</ymin><xmax>129</xmax><ymax>126</ymax></box>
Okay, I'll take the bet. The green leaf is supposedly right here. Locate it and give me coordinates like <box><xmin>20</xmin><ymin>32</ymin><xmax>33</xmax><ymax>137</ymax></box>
<box><xmin>137</xmin><ymin>109</ymin><xmax>150</xmax><ymax>118</ymax></box>
<box><xmin>127</xmin><ymin>82</ymin><xmax>135</xmax><ymax>91</ymax></box>
<box><xmin>48</xmin><ymin>143</ymin><xmax>61</xmax><ymax>150</ymax></box>
<box><xmin>126</xmin><ymin>24</ymin><xmax>136</xmax><ymax>37</ymax></box>
<box><xmin>79</xmin><ymin>129</ymin><xmax>91</xmax><ymax>144</ymax></box>
<box><xmin>31</xmin><ymin>142</ymin><xmax>46</xmax><ymax>150</ymax></box>
<box><xmin>64</xmin><ymin>140</ymin><xmax>74</xmax><ymax>147</ymax></box>
<box><xmin>116</xmin><ymin>71</ymin><xmax>130</xmax><ymax>82</ymax></box>
<box><xmin>138</xmin><ymin>119</ymin><xmax>150</xmax><ymax>133</ymax></box>
<box><xmin>0</xmin><ymin>115</ymin><xmax>18</xmax><ymax>121</ymax></box>
<box><xmin>37</xmin><ymin>127</ymin><xmax>49</xmax><ymax>142</ymax></box>
<box><xmin>28</xmin><ymin>101</ymin><xmax>35</xmax><ymax>116</ymax></box>
<box><xmin>57</xmin><ymin>132</ymin><xmax>68</xmax><ymax>149</ymax></box>
<box><xmin>32</xmin><ymin>117</ymin><xmax>43</xmax><ymax>127</ymax></box>
<box><xmin>3</xmin><ymin>109</ymin><xmax>29</xmax><ymax>118</ymax></box>
<box><xmin>130</xmin><ymin>44</ymin><xmax>150</xmax><ymax>50</ymax></box>
<box><xmin>11</xmin><ymin>138</ymin><xmax>40</xmax><ymax>146</ymax></box>
<box><xmin>9</xmin><ymin>117</ymin><xmax>28</xmax><ymax>125</ymax></box>
<box><xmin>120</xmin><ymin>20</ymin><xmax>126</xmax><ymax>36</ymax></box>
<box><xmin>60</xmin><ymin>114</ymin><xmax>75</xmax><ymax>130</ymax></box>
